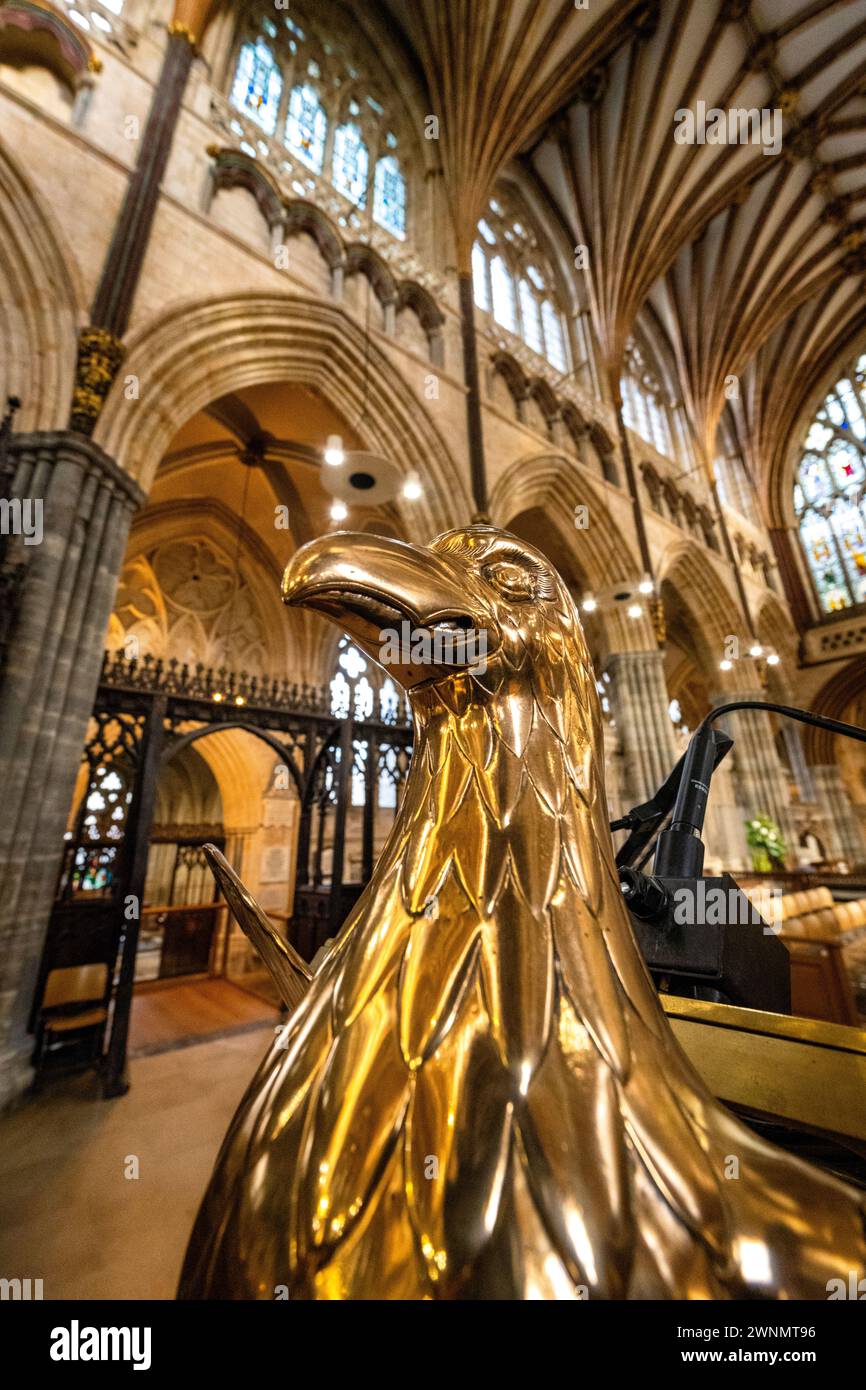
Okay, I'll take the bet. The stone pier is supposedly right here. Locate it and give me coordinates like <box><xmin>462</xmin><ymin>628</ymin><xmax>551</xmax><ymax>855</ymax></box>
<box><xmin>0</xmin><ymin>432</ymin><xmax>143</xmax><ymax>1105</ymax></box>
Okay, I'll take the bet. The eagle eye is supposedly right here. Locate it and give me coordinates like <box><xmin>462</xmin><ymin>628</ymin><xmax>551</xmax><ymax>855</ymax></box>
<box><xmin>482</xmin><ymin>559</ymin><xmax>536</xmax><ymax>601</ymax></box>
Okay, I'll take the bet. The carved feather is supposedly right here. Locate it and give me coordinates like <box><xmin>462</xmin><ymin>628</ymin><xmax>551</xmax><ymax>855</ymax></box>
<box><xmin>203</xmin><ymin>844</ymin><xmax>312</xmax><ymax>1011</ymax></box>
<box><xmin>181</xmin><ymin>528</ymin><xmax>866</xmax><ymax>1301</ymax></box>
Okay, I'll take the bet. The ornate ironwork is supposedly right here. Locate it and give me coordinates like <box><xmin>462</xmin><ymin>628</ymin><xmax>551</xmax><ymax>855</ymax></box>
<box><xmin>98</xmin><ymin>648</ymin><xmax>410</xmax><ymax>728</ymax></box>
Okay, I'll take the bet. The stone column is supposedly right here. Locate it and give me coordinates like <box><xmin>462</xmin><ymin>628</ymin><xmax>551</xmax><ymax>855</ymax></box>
<box><xmin>711</xmin><ymin>690</ymin><xmax>798</xmax><ymax>863</ymax></box>
<box><xmin>810</xmin><ymin>764</ymin><xmax>866</xmax><ymax>868</ymax></box>
<box><xmin>702</xmin><ymin>749</ymin><xmax>749</xmax><ymax>874</ymax></box>
<box><xmin>0</xmin><ymin>432</ymin><xmax>143</xmax><ymax>1105</ymax></box>
<box><xmin>606</xmin><ymin>650</ymin><xmax>678</xmax><ymax>805</ymax></box>
<box><xmin>600</xmin><ymin>724</ymin><xmax>627</xmax><ymax>826</ymax></box>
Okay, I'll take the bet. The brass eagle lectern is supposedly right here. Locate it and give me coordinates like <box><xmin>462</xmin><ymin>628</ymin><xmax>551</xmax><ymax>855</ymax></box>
<box><xmin>179</xmin><ymin>527</ymin><xmax>866</xmax><ymax>1299</ymax></box>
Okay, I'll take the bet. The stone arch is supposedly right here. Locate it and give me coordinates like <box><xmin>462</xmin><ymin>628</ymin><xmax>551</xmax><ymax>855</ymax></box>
<box><xmin>488</xmin><ymin>350</ymin><xmax>528</xmax><ymax>413</ymax></box>
<box><xmin>490</xmin><ymin>451</ymin><xmax>652</xmax><ymax>653</ymax></box>
<box><xmin>116</xmin><ymin>497</ymin><xmax>292</xmax><ymax>675</ymax></box>
<box><xmin>527</xmin><ymin>378</ymin><xmax>559</xmax><ymax>432</ymax></box>
<box><xmin>561</xmin><ymin>401</ymin><xmax>587</xmax><ymax>451</ymax></box>
<box><xmin>587</xmin><ymin>421</ymin><xmax>619</xmax><ymax>484</ymax></box>
<box><xmin>658</xmin><ymin>538</ymin><xmax>742</xmax><ymax>680</ymax></box>
<box><xmin>94</xmin><ymin>293</ymin><xmax>469</xmax><ymax>538</ymax></box>
<box><xmin>164</xmin><ymin>723</ymin><xmax>304</xmax><ymax>800</ymax></box>
<box><xmin>396</xmin><ymin>280</ymin><xmax>443</xmax><ymax>333</ymax></box>
<box><xmin>491</xmin><ymin>452</ymin><xmax>640</xmax><ymax>589</ymax></box>
<box><xmin>283</xmin><ymin>199</ymin><xmax>343</xmax><ymax>270</ymax></box>
<box><xmin>0</xmin><ymin>136</ymin><xmax>82</xmax><ymax>430</ymax></box>
<box><xmin>395</xmin><ymin>280</ymin><xmax>445</xmax><ymax>363</ymax></box>
<box><xmin>755</xmin><ymin>592</ymin><xmax>799</xmax><ymax>669</ymax></box>
<box><xmin>206</xmin><ymin>149</ymin><xmax>284</xmax><ymax>233</ymax></box>
<box><xmin>0</xmin><ymin>2</ymin><xmax>100</xmax><ymax>106</ymax></box>
<box><xmin>804</xmin><ymin>657</ymin><xmax>866</xmax><ymax>766</ymax></box>
<box><xmin>343</xmin><ymin>242</ymin><xmax>398</xmax><ymax>306</ymax></box>
<box><xmin>154</xmin><ymin>738</ymin><xmax>223</xmax><ymax>827</ymax></box>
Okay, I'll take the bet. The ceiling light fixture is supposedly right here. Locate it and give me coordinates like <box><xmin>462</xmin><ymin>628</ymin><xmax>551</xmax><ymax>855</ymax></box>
<box><xmin>324</xmin><ymin>434</ymin><xmax>345</xmax><ymax>467</ymax></box>
<box><xmin>330</xmin><ymin>500</ymin><xmax>348</xmax><ymax>522</ymax></box>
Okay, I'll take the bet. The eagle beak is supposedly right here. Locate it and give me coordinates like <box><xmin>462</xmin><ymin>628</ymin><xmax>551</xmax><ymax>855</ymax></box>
<box><xmin>282</xmin><ymin>532</ymin><xmax>493</xmax><ymax>687</ymax></box>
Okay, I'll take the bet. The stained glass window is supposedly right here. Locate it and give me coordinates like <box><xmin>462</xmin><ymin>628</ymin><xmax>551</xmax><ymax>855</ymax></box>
<box><xmin>69</xmin><ymin>764</ymin><xmax>133</xmax><ymax>896</ymax></box>
<box><xmin>472</xmin><ymin>195</ymin><xmax>571</xmax><ymax>373</ymax></box>
<box><xmin>620</xmin><ymin>338</ymin><xmax>674</xmax><ymax>461</ymax></box>
<box><xmin>472</xmin><ymin>243</ymin><xmax>491</xmax><ymax>312</ymax></box>
<box><xmin>228</xmin><ymin>18</ymin><xmax>410</xmax><ymax>234</ymax></box>
<box><xmin>795</xmin><ymin>358</ymin><xmax>866</xmax><ymax>614</ymax></box>
<box><xmin>795</xmin><ymin>357</ymin><xmax>866</xmax><ymax>613</ymax></box>
<box><xmin>491</xmin><ymin>256</ymin><xmax>517</xmax><ymax>333</ymax></box>
<box><xmin>373</xmin><ymin>156</ymin><xmax>406</xmax><ymax>239</ymax></box>
<box><xmin>230</xmin><ymin>39</ymin><xmax>283</xmax><ymax>136</ymax></box>
<box><xmin>541</xmin><ymin>301</ymin><xmax>567</xmax><ymax>373</ymax></box>
<box><xmin>519</xmin><ymin>280</ymin><xmax>544</xmax><ymax>354</ymax></box>
<box><xmin>285</xmin><ymin>84</ymin><xmax>327</xmax><ymax>172</ymax></box>
<box><xmin>332</xmin><ymin>123</ymin><xmax>369</xmax><ymax>207</ymax></box>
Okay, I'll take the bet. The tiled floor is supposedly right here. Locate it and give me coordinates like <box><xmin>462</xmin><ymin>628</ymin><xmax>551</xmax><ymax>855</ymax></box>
<box><xmin>0</xmin><ymin>1024</ymin><xmax>272</xmax><ymax>1300</ymax></box>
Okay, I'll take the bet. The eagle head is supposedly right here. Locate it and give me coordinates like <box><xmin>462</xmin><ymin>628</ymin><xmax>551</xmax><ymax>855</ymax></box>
<box><xmin>282</xmin><ymin>526</ymin><xmax>588</xmax><ymax>734</ymax></box>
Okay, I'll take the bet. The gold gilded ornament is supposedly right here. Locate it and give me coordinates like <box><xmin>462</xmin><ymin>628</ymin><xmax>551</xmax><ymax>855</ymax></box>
<box><xmin>69</xmin><ymin>326</ymin><xmax>124</xmax><ymax>436</ymax></box>
<box><xmin>179</xmin><ymin>527</ymin><xmax>866</xmax><ymax>1299</ymax></box>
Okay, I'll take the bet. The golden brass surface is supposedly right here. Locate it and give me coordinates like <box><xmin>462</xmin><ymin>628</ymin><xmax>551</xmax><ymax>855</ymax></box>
<box><xmin>663</xmin><ymin>996</ymin><xmax>866</xmax><ymax>1144</ymax></box>
<box><xmin>204</xmin><ymin>845</ymin><xmax>311</xmax><ymax>1013</ymax></box>
<box><xmin>179</xmin><ymin>527</ymin><xmax>866</xmax><ymax>1299</ymax></box>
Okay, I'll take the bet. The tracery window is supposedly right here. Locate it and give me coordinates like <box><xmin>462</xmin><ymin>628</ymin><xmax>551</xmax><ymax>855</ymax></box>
<box><xmin>230</xmin><ymin>38</ymin><xmax>283</xmax><ymax>136</ymax></box>
<box><xmin>332</xmin><ymin>122</ymin><xmax>369</xmax><ymax>207</ymax></box>
<box><xmin>795</xmin><ymin>354</ymin><xmax>866</xmax><ymax>613</ymax></box>
<box><xmin>329</xmin><ymin>642</ymin><xmax>406</xmax><ymax>809</ymax></box>
<box><xmin>228</xmin><ymin>8</ymin><xmax>409</xmax><ymax>239</ymax></box>
<box><xmin>471</xmin><ymin>192</ymin><xmax>571</xmax><ymax>373</ymax></box>
<box><xmin>285</xmin><ymin>83</ymin><xmax>327</xmax><ymax>172</ymax></box>
<box><xmin>330</xmin><ymin>638</ymin><xmax>373</xmax><ymax>719</ymax></box>
<box><xmin>620</xmin><ymin>338</ymin><xmax>674</xmax><ymax>459</ymax></box>
<box><xmin>373</xmin><ymin>155</ymin><xmax>407</xmax><ymax>239</ymax></box>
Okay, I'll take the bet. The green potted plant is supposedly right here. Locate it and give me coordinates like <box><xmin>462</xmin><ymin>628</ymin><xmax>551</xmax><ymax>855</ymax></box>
<box><xmin>745</xmin><ymin>813</ymin><xmax>787</xmax><ymax>872</ymax></box>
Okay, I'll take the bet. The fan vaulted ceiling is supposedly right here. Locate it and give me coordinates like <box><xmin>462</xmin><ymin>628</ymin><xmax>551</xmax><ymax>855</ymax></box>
<box><xmin>370</xmin><ymin>0</ymin><xmax>866</xmax><ymax>492</ymax></box>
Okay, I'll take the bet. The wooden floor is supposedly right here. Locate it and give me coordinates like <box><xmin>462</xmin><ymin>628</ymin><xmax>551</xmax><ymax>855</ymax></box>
<box><xmin>129</xmin><ymin>977</ymin><xmax>279</xmax><ymax>1054</ymax></box>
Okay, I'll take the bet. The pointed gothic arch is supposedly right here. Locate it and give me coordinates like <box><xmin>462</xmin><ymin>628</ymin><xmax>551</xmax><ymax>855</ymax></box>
<box><xmin>94</xmin><ymin>292</ymin><xmax>469</xmax><ymax>538</ymax></box>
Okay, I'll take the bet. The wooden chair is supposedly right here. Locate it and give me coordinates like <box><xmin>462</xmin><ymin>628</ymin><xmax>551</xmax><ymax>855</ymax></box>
<box><xmin>32</xmin><ymin>963</ymin><xmax>109</xmax><ymax>1085</ymax></box>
